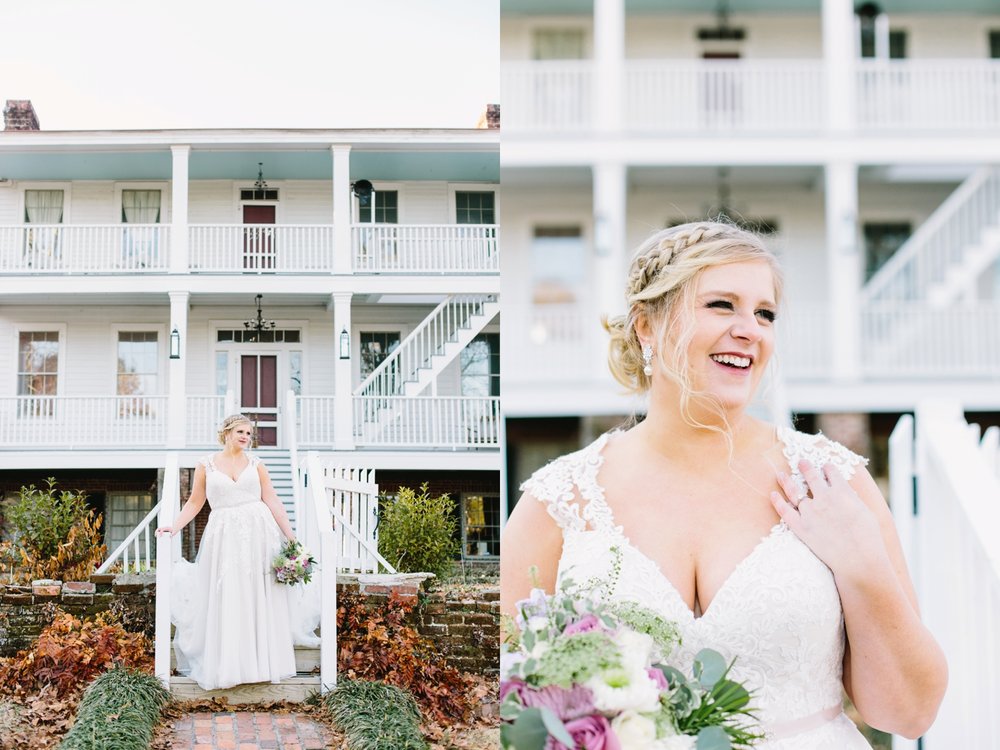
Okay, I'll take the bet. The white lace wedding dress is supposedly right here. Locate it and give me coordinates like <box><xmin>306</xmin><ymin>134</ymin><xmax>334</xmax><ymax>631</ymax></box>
<box><xmin>522</xmin><ymin>427</ymin><xmax>873</xmax><ymax>749</ymax></box>
<box><xmin>172</xmin><ymin>454</ymin><xmax>317</xmax><ymax>691</ymax></box>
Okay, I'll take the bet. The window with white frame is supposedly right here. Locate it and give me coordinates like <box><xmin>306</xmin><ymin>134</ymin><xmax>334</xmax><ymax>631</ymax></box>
<box><xmin>18</xmin><ymin>331</ymin><xmax>59</xmax><ymax>402</ymax></box>
<box><xmin>120</xmin><ymin>189</ymin><xmax>162</xmax><ymax>267</ymax></box>
<box><xmin>359</xmin><ymin>331</ymin><xmax>401</xmax><ymax>381</ymax></box>
<box><xmin>358</xmin><ymin>191</ymin><xmax>398</xmax><ymax>223</ymax></box>
<box><xmin>117</xmin><ymin>332</ymin><xmax>158</xmax><ymax>396</ymax></box>
<box><xmin>531</xmin><ymin>226</ymin><xmax>586</xmax><ymax>305</ymax></box>
<box><xmin>23</xmin><ymin>189</ymin><xmax>65</xmax><ymax>259</ymax></box>
<box><xmin>461</xmin><ymin>493</ymin><xmax>500</xmax><ymax>557</ymax></box>
<box><xmin>455</xmin><ymin>192</ymin><xmax>496</xmax><ymax>225</ymax></box>
<box><xmin>461</xmin><ymin>333</ymin><xmax>499</xmax><ymax>397</ymax></box>
<box><xmin>106</xmin><ymin>491</ymin><xmax>157</xmax><ymax>564</ymax></box>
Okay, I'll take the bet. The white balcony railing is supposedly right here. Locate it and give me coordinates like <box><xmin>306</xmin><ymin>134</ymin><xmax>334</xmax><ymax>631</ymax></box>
<box><xmin>858</xmin><ymin>60</ymin><xmax>1000</xmax><ymax>131</ymax></box>
<box><xmin>0</xmin><ymin>225</ymin><xmax>168</xmax><ymax>273</ymax></box>
<box><xmin>186</xmin><ymin>395</ymin><xmax>226</xmax><ymax>447</ymax></box>
<box><xmin>503</xmin><ymin>303</ymin><xmax>599</xmax><ymax>382</ymax></box>
<box><xmin>188</xmin><ymin>224</ymin><xmax>335</xmax><ymax>273</ymax></box>
<box><xmin>353</xmin><ymin>395</ymin><xmax>500</xmax><ymax>448</ymax></box>
<box><xmin>352</xmin><ymin>224</ymin><xmax>499</xmax><ymax>274</ymax></box>
<box><xmin>0</xmin><ymin>396</ymin><xmax>168</xmax><ymax>447</ymax></box>
<box><xmin>501</xmin><ymin>61</ymin><xmax>595</xmax><ymax>131</ymax></box>
<box><xmin>626</xmin><ymin>60</ymin><xmax>825</xmax><ymax>133</ymax></box>
<box><xmin>504</xmin><ymin>59</ymin><xmax>1000</xmax><ymax>133</ymax></box>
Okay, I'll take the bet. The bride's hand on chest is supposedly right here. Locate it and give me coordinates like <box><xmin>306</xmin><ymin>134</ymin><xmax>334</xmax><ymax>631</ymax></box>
<box><xmin>771</xmin><ymin>460</ymin><xmax>885</xmax><ymax>576</ymax></box>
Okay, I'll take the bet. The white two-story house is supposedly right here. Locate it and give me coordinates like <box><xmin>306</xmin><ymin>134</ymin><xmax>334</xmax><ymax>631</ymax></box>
<box><xmin>0</xmin><ymin>101</ymin><xmax>501</xmax><ymax>563</ymax></box>
<box><xmin>500</xmin><ymin>0</ymin><xmax>1000</xmax><ymax>516</ymax></box>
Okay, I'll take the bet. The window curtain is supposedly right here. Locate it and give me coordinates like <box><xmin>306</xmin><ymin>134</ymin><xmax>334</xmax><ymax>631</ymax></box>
<box><xmin>122</xmin><ymin>190</ymin><xmax>161</xmax><ymax>223</ymax></box>
<box><xmin>532</xmin><ymin>29</ymin><xmax>585</xmax><ymax>60</ymax></box>
<box><xmin>24</xmin><ymin>190</ymin><xmax>64</xmax><ymax>224</ymax></box>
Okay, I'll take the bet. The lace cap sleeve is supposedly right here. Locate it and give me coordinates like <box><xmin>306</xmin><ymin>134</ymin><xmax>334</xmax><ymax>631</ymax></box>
<box><xmin>780</xmin><ymin>427</ymin><xmax>869</xmax><ymax>496</ymax></box>
<box><xmin>520</xmin><ymin>452</ymin><xmax>589</xmax><ymax>533</ymax></box>
<box><xmin>199</xmin><ymin>455</ymin><xmax>213</xmax><ymax>471</ymax></box>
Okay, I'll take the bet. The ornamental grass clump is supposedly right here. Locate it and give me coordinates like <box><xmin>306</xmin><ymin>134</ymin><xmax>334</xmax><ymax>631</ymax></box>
<box><xmin>377</xmin><ymin>483</ymin><xmax>459</xmax><ymax>579</ymax></box>
<box><xmin>58</xmin><ymin>667</ymin><xmax>170</xmax><ymax>750</ymax></box>
<box><xmin>322</xmin><ymin>679</ymin><xmax>428</xmax><ymax>750</ymax></box>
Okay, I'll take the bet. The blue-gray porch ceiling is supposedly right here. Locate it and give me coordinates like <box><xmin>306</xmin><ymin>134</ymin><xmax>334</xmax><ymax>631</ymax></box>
<box><xmin>502</xmin><ymin>0</ymin><xmax>998</xmax><ymax>13</ymax></box>
<box><xmin>0</xmin><ymin>149</ymin><xmax>499</xmax><ymax>182</ymax></box>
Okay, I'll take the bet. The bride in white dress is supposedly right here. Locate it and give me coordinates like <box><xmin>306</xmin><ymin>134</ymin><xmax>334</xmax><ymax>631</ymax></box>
<box><xmin>501</xmin><ymin>222</ymin><xmax>947</xmax><ymax>748</ymax></box>
<box><xmin>157</xmin><ymin>414</ymin><xmax>314</xmax><ymax>691</ymax></box>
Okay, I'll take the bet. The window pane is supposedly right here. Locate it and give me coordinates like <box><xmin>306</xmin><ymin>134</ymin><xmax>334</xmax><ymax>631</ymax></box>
<box><xmin>117</xmin><ymin>332</ymin><xmax>158</xmax><ymax>396</ymax></box>
<box><xmin>359</xmin><ymin>332</ymin><xmax>401</xmax><ymax>379</ymax></box>
<box><xmin>106</xmin><ymin>492</ymin><xmax>156</xmax><ymax>563</ymax></box>
<box><xmin>532</xmin><ymin>226</ymin><xmax>586</xmax><ymax>304</ymax></box>
<box><xmin>864</xmin><ymin>222</ymin><xmax>911</xmax><ymax>281</ymax></box>
<box><xmin>18</xmin><ymin>332</ymin><xmax>59</xmax><ymax>396</ymax></box>
<box><xmin>462</xmin><ymin>494</ymin><xmax>500</xmax><ymax>557</ymax></box>
<box><xmin>461</xmin><ymin>333</ymin><xmax>500</xmax><ymax>397</ymax></box>
<box><xmin>216</xmin><ymin>352</ymin><xmax>228</xmax><ymax>396</ymax></box>
<box><xmin>358</xmin><ymin>191</ymin><xmax>398</xmax><ymax>224</ymax></box>
<box><xmin>289</xmin><ymin>351</ymin><xmax>302</xmax><ymax>396</ymax></box>
<box><xmin>121</xmin><ymin>190</ymin><xmax>161</xmax><ymax>223</ymax></box>
<box><xmin>456</xmin><ymin>191</ymin><xmax>495</xmax><ymax>225</ymax></box>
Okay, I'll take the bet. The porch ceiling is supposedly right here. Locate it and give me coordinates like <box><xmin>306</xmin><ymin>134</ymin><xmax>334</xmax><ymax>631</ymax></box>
<box><xmin>0</xmin><ymin>148</ymin><xmax>499</xmax><ymax>182</ymax></box>
<box><xmin>0</xmin><ymin>292</ymin><xmax>454</xmax><ymax>308</ymax></box>
<box><xmin>502</xmin><ymin>0</ymin><xmax>998</xmax><ymax>13</ymax></box>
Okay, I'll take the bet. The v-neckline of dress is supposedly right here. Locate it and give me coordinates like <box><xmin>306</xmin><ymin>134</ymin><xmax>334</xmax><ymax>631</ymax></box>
<box><xmin>212</xmin><ymin>455</ymin><xmax>252</xmax><ymax>484</ymax></box>
<box><xmin>582</xmin><ymin>427</ymin><xmax>798</xmax><ymax>623</ymax></box>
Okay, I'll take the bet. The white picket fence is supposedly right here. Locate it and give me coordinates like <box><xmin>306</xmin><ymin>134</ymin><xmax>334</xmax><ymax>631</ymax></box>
<box><xmin>889</xmin><ymin>403</ymin><xmax>1000</xmax><ymax>748</ymax></box>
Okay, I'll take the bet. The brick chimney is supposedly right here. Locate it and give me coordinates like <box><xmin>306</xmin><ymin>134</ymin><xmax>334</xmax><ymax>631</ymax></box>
<box><xmin>476</xmin><ymin>103</ymin><xmax>500</xmax><ymax>129</ymax></box>
<box><xmin>4</xmin><ymin>100</ymin><xmax>40</xmax><ymax>131</ymax></box>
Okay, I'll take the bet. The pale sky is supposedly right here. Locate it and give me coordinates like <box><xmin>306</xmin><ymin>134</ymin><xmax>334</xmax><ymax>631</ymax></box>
<box><xmin>0</xmin><ymin>0</ymin><xmax>499</xmax><ymax>131</ymax></box>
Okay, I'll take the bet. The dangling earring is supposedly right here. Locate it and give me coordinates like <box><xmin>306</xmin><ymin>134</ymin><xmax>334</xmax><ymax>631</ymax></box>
<box><xmin>642</xmin><ymin>345</ymin><xmax>654</xmax><ymax>377</ymax></box>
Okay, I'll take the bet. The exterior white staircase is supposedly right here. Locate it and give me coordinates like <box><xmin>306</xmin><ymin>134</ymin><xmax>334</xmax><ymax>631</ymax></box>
<box><xmin>861</xmin><ymin>167</ymin><xmax>1000</xmax><ymax>372</ymax></box>
<box><xmin>353</xmin><ymin>294</ymin><xmax>499</xmax><ymax>441</ymax></box>
<box><xmin>253</xmin><ymin>447</ymin><xmax>296</xmax><ymax>528</ymax></box>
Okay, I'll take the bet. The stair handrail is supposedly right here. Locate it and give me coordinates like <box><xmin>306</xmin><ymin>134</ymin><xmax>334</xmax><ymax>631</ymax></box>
<box><xmin>354</xmin><ymin>294</ymin><xmax>497</xmax><ymax>399</ymax></box>
<box><xmin>862</xmin><ymin>166</ymin><xmax>999</xmax><ymax>305</ymax></box>
<box><xmin>306</xmin><ymin>452</ymin><xmax>338</xmax><ymax>692</ymax></box>
<box><xmin>154</xmin><ymin>451</ymin><xmax>180</xmax><ymax>689</ymax></box>
<box><xmin>97</xmin><ymin>502</ymin><xmax>160</xmax><ymax>575</ymax></box>
<box><xmin>285</xmin><ymin>389</ymin><xmax>303</xmax><ymax>536</ymax></box>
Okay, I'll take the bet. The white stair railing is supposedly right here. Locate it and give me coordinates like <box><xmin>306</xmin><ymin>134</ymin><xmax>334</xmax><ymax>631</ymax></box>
<box><xmin>97</xmin><ymin>503</ymin><xmax>160</xmax><ymax>575</ymax></box>
<box><xmin>890</xmin><ymin>402</ymin><xmax>1000</xmax><ymax>747</ymax></box>
<box><xmin>154</xmin><ymin>452</ymin><xmax>181</xmax><ymax>689</ymax></box>
<box><xmin>285</xmin><ymin>389</ymin><xmax>303</xmax><ymax>535</ymax></box>
<box><xmin>305</xmin><ymin>453</ymin><xmax>338</xmax><ymax>692</ymax></box>
<box><xmin>355</xmin><ymin>294</ymin><xmax>497</xmax><ymax>400</ymax></box>
<box><xmin>862</xmin><ymin>166</ymin><xmax>1000</xmax><ymax>306</ymax></box>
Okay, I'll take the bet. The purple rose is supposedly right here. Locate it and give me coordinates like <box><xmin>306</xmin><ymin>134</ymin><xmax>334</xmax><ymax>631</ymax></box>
<box><xmin>500</xmin><ymin>678</ymin><xmax>527</xmax><ymax>703</ymax></box>
<box><xmin>520</xmin><ymin>683</ymin><xmax>596</xmax><ymax>721</ymax></box>
<box><xmin>564</xmin><ymin>614</ymin><xmax>602</xmax><ymax>636</ymax></box>
<box><xmin>546</xmin><ymin>714</ymin><xmax>621</xmax><ymax>750</ymax></box>
<box><xmin>647</xmin><ymin>666</ymin><xmax>669</xmax><ymax>691</ymax></box>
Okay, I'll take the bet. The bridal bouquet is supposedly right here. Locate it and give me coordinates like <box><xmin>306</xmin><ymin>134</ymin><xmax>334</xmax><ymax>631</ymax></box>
<box><xmin>271</xmin><ymin>539</ymin><xmax>317</xmax><ymax>585</ymax></box>
<box><xmin>501</xmin><ymin>582</ymin><xmax>760</xmax><ymax>750</ymax></box>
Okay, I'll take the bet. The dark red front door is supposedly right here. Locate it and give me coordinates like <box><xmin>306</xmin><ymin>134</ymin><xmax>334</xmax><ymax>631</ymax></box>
<box><xmin>243</xmin><ymin>205</ymin><xmax>276</xmax><ymax>271</ymax></box>
<box><xmin>240</xmin><ymin>354</ymin><xmax>278</xmax><ymax>446</ymax></box>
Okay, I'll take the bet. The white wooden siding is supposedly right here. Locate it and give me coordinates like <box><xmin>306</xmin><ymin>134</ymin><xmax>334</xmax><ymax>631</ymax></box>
<box><xmin>0</xmin><ymin>187</ymin><xmax>18</xmax><ymax>224</ymax></box>
<box><xmin>401</xmin><ymin>183</ymin><xmax>450</xmax><ymax>224</ymax></box>
<box><xmin>281</xmin><ymin>181</ymin><xmax>333</xmax><ymax>224</ymax></box>
<box><xmin>70</xmin><ymin>182</ymin><xmax>116</xmax><ymax>224</ymax></box>
<box><xmin>188</xmin><ymin>181</ymin><xmax>235</xmax><ymax>224</ymax></box>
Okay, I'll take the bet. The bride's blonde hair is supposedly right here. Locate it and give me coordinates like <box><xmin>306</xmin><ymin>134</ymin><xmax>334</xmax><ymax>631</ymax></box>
<box><xmin>603</xmin><ymin>220</ymin><xmax>783</xmax><ymax>435</ymax></box>
<box><xmin>217</xmin><ymin>414</ymin><xmax>253</xmax><ymax>446</ymax></box>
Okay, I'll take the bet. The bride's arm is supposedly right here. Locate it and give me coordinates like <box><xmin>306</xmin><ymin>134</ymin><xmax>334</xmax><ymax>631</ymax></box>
<box><xmin>499</xmin><ymin>491</ymin><xmax>563</xmax><ymax>621</ymax></box>
<box><xmin>773</xmin><ymin>462</ymin><xmax>947</xmax><ymax>739</ymax></box>
<box><xmin>156</xmin><ymin>464</ymin><xmax>207</xmax><ymax>536</ymax></box>
<box><xmin>257</xmin><ymin>463</ymin><xmax>296</xmax><ymax>542</ymax></box>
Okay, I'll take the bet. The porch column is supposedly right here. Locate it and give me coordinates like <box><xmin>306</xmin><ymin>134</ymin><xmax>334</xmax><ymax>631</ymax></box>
<box><xmin>170</xmin><ymin>146</ymin><xmax>190</xmax><ymax>273</ymax></box>
<box><xmin>593</xmin><ymin>0</ymin><xmax>625</xmax><ymax>133</ymax></box>
<box><xmin>331</xmin><ymin>292</ymin><xmax>354</xmax><ymax>450</ymax></box>
<box><xmin>331</xmin><ymin>145</ymin><xmax>352</xmax><ymax>275</ymax></box>
<box><xmin>824</xmin><ymin>161</ymin><xmax>862</xmax><ymax>381</ymax></box>
<box><xmin>167</xmin><ymin>291</ymin><xmax>190</xmax><ymax>449</ymax></box>
<box><xmin>823</xmin><ymin>0</ymin><xmax>856</xmax><ymax>132</ymax></box>
<box><xmin>593</xmin><ymin>160</ymin><xmax>627</xmax><ymax>377</ymax></box>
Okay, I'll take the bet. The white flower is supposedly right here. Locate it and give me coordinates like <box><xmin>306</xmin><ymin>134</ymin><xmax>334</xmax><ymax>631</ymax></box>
<box><xmin>615</xmin><ymin>629</ymin><xmax>655</xmax><ymax>675</ymax></box>
<box><xmin>610</xmin><ymin>711</ymin><xmax>658</xmax><ymax>749</ymax></box>
<box><xmin>585</xmin><ymin>668</ymin><xmax>661</xmax><ymax>714</ymax></box>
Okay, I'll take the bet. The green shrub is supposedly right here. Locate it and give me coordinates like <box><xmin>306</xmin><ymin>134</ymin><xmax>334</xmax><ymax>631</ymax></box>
<box><xmin>59</xmin><ymin>666</ymin><xmax>170</xmax><ymax>750</ymax></box>
<box><xmin>0</xmin><ymin>478</ymin><xmax>105</xmax><ymax>584</ymax></box>
<box><xmin>322</xmin><ymin>679</ymin><xmax>427</xmax><ymax>750</ymax></box>
<box><xmin>378</xmin><ymin>484</ymin><xmax>459</xmax><ymax>579</ymax></box>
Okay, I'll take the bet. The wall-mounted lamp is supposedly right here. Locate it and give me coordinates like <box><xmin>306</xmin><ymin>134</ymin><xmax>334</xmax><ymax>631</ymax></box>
<box><xmin>170</xmin><ymin>328</ymin><xmax>181</xmax><ymax>359</ymax></box>
<box><xmin>339</xmin><ymin>328</ymin><xmax>351</xmax><ymax>359</ymax></box>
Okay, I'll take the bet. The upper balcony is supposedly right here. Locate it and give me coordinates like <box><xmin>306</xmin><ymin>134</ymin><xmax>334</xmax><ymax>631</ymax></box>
<box><xmin>502</xmin><ymin>59</ymin><xmax>1000</xmax><ymax>135</ymax></box>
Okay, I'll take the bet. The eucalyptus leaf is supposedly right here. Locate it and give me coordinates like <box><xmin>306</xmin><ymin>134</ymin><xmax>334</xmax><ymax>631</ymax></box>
<box><xmin>506</xmin><ymin>708</ymin><xmax>549</xmax><ymax>750</ymax></box>
<box><xmin>500</xmin><ymin>698</ymin><xmax>524</xmax><ymax>721</ymax></box>
<box><xmin>522</xmin><ymin>629</ymin><xmax>536</xmax><ymax>652</ymax></box>
<box><xmin>696</xmin><ymin>725</ymin><xmax>733</xmax><ymax>750</ymax></box>
<box><xmin>655</xmin><ymin>663</ymin><xmax>687</xmax><ymax>687</ymax></box>
<box><xmin>694</xmin><ymin>648</ymin><xmax>728</xmax><ymax>689</ymax></box>
<box><xmin>539</xmin><ymin>706</ymin><xmax>575</xmax><ymax>748</ymax></box>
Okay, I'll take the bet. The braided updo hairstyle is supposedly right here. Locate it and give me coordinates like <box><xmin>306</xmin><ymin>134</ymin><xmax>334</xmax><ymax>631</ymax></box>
<box><xmin>604</xmin><ymin>221</ymin><xmax>783</xmax><ymax>422</ymax></box>
<box><xmin>217</xmin><ymin>414</ymin><xmax>253</xmax><ymax>446</ymax></box>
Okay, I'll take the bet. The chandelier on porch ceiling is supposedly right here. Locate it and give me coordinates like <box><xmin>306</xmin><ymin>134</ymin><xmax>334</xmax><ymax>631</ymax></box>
<box><xmin>244</xmin><ymin>294</ymin><xmax>277</xmax><ymax>339</ymax></box>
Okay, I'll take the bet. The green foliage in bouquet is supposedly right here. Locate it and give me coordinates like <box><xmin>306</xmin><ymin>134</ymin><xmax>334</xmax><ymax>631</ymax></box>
<box><xmin>377</xmin><ymin>483</ymin><xmax>459</xmax><ymax>579</ymax></box>
<box><xmin>0</xmin><ymin>478</ymin><xmax>105</xmax><ymax>584</ymax></box>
